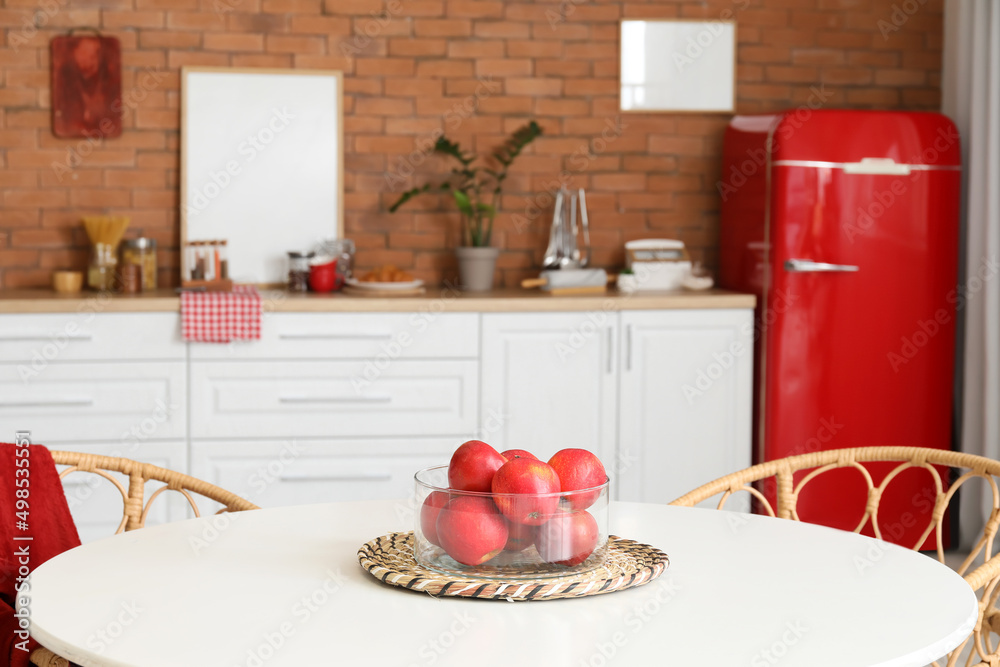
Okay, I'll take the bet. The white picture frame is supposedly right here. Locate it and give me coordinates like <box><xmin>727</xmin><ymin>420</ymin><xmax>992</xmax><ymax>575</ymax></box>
<box><xmin>180</xmin><ymin>67</ymin><xmax>343</xmax><ymax>285</ymax></box>
<box><xmin>620</xmin><ymin>20</ymin><xmax>736</xmax><ymax>113</ymax></box>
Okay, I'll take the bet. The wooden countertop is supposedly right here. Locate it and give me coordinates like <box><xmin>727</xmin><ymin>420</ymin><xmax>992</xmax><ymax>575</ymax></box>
<box><xmin>0</xmin><ymin>287</ymin><xmax>756</xmax><ymax>313</ymax></box>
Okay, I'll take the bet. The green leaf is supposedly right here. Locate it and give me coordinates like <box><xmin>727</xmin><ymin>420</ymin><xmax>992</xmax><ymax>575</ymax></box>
<box><xmin>434</xmin><ymin>137</ymin><xmax>473</xmax><ymax>166</ymax></box>
<box><xmin>452</xmin><ymin>190</ymin><xmax>473</xmax><ymax>215</ymax></box>
<box><xmin>476</xmin><ymin>203</ymin><xmax>495</xmax><ymax>214</ymax></box>
<box><xmin>388</xmin><ymin>183</ymin><xmax>433</xmax><ymax>213</ymax></box>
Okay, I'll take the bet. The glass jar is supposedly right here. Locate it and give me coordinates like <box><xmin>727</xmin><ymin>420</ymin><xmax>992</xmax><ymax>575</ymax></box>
<box><xmin>219</xmin><ymin>240</ymin><xmax>229</xmax><ymax>280</ymax></box>
<box><xmin>313</xmin><ymin>238</ymin><xmax>355</xmax><ymax>290</ymax></box>
<box><xmin>287</xmin><ymin>251</ymin><xmax>314</xmax><ymax>292</ymax></box>
<box><xmin>87</xmin><ymin>242</ymin><xmax>117</xmax><ymax>291</ymax></box>
<box><xmin>120</xmin><ymin>238</ymin><xmax>157</xmax><ymax>291</ymax></box>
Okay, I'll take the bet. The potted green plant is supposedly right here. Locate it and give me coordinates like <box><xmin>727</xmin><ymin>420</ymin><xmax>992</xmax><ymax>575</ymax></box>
<box><xmin>389</xmin><ymin>120</ymin><xmax>542</xmax><ymax>291</ymax></box>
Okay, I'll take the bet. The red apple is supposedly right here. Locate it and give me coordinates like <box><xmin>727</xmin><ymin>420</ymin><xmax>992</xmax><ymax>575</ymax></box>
<box><xmin>504</xmin><ymin>518</ymin><xmax>535</xmax><ymax>552</ymax></box>
<box><xmin>448</xmin><ymin>440</ymin><xmax>507</xmax><ymax>492</ymax></box>
<box><xmin>548</xmin><ymin>448</ymin><xmax>607</xmax><ymax>510</ymax></box>
<box><xmin>491</xmin><ymin>458</ymin><xmax>561</xmax><ymax>526</ymax></box>
<box><xmin>436</xmin><ymin>496</ymin><xmax>508</xmax><ymax>566</ymax></box>
<box><xmin>535</xmin><ymin>509</ymin><xmax>599</xmax><ymax>566</ymax></box>
<box><xmin>500</xmin><ymin>449</ymin><xmax>538</xmax><ymax>461</ymax></box>
<box><xmin>419</xmin><ymin>491</ymin><xmax>451</xmax><ymax>546</ymax></box>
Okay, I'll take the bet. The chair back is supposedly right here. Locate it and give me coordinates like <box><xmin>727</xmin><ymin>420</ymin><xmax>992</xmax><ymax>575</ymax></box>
<box><xmin>670</xmin><ymin>446</ymin><xmax>1000</xmax><ymax>667</ymax></box>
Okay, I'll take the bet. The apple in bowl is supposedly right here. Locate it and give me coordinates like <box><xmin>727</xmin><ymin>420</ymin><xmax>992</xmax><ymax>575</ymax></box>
<box><xmin>412</xmin><ymin>441</ymin><xmax>610</xmax><ymax>578</ymax></box>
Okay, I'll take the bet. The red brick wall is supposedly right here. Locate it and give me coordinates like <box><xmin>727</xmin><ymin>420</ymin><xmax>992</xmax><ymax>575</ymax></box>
<box><xmin>0</xmin><ymin>0</ymin><xmax>943</xmax><ymax>288</ymax></box>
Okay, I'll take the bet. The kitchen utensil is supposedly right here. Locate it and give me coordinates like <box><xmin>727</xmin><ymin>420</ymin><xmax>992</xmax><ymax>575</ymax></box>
<box><xmin>542</xmin><ymin>186</ymin><xmax>592</xmax><ymax>270</ymax></box>
<box><xmin>522</xmin><ymin>268</ymin><xmax>609</xmax><ymax>295</ymax></box>
<box><xmin>542</xmin><ymin>188</ymin><xmax>566</xmax><ymax>270</ymax></box>
<box><xmin>313</xmin><ymin>238</ymin><xmax>355</xmax><ymax>291</ymax></box>
<box><xmin>51</xmin><ymin>270</ymin><xmax>83</xmax><ymax>294</ymax></box>
<box><xmin>308</xmin><ymin>258</ymin><xmax>338</xmax><ymax>293</ymax></box>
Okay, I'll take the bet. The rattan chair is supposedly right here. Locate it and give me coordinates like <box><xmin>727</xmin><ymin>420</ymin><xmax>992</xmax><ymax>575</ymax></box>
<box><xmin>28</xmin><ymin>451</ymin><xmax>259</xmax><ymax>667</ymax></box>
<box><xmin>670</xmin><ymin>446</ymin><xmax>1000</xmax><ymax>667</ymax></box>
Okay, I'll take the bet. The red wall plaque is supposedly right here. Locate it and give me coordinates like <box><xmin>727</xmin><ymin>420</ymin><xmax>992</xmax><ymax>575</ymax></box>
<box><xmin>50</xmin><ymin>31</ymin><xmax>122</xmax><ymax>139</ymax></box>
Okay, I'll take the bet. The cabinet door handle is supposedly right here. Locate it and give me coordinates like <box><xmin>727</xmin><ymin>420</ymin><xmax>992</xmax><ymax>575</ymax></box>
<box><xmin>606</xmin><ymin>328</ymin><xmax>613</xmax><ymax>374</ymax></box>
<box><xmin>279</xmin><ymin>472</ymin><xmax>394</xmax><ymax>483</ymax></box>
<box><xmin>278</xmin><ymin>395</ymin><xmax>392</xmax><ymax>404</ymax></box>
<box><xmin>0</xmin><ymin>334</ymin><xmax>93</xmax><ymax>342</ymax></box>
<box><xmin>625</xmin><ymin>324</ymin><xmax>633</xmax><ymax>372</ymax></box>
<box><xmin>278</xmin><ymin>332</ymin><xmax>392</xmax><ymax>340</ymax></box>
<box><xmin>0</xmin><ymin>398</ymin><xmax>94</xmax><ymax>408</ymax></box>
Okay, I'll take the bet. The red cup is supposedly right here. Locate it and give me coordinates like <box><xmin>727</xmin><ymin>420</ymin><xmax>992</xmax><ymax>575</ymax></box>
<box><xmin>309</xmin><ymin>259</ymin><xmax>338</xmax><ymax>293</ymax></box>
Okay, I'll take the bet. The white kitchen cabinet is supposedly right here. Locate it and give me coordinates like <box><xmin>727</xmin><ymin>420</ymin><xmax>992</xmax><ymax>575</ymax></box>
<box><xmin>481</xmin><ymin>309</ymin><xmax>753</xmax><ymax>504</ymax></box>
<box><xmin>481</xmin><ymin>312</ymin><xmax>618</xmax><ymax>466</ymax></box>
<box><xmin>0</xmin><ymin>361</ymin><xmax>186</xmax><ymax>443</ymax></box>
<box><xmin>618</xmin><ymin>310</ymin><xmax>753</xmax><ymax>505</ymax></box>
<box><xmin>0</xmin><ymin>312</ymin><xmax>185</xmax><ymax>362</ymax></box>
<box><xmin>189</xmin><ymin>360</ymin><xmax>478</xmax><ymax>438</ymax></box>
<box><xmin>188</xmin><ymin>312</ymin><xmax>478</xmax><ymax>360</ymax></box>
<box><xmin>0</xmin><ymin>297</ymin><xmax>754</xmax><ymax>511</ymax></box>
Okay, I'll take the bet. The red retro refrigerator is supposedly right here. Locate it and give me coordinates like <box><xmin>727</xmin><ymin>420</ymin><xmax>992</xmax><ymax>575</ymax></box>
<box><xmin>719</xmin><ymin>110</ymin><xmax>962</xmax><ymax>548</ymax></box>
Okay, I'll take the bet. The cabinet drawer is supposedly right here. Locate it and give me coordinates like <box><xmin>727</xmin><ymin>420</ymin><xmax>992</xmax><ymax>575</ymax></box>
<box><xmin>0</xmin><ymin>362</ymin><xmax>186</xmax><ymax>443</ymax></box>
<box><xmin>190</xmin><ymin>360</ymin><xmax>478</xmax><ymax>438</ymax></box>
<box><xmin>50</xmin><ymin>441</ymin><xmax>188</xmax><ymax>544</ymax></box>
<box><xmin>191</xmin><ymin>439</ymin><xmax>454</xmax><ymax>508</ymax></box>
<box><xmin>0</xmin><ymin>313</ymin><xmax>184</xmax><ymax>363</ymax></box>
<box><xmin>189</xmin><ymin>312</ymin><xmax>478</xmax><ymax>360</ymax></box>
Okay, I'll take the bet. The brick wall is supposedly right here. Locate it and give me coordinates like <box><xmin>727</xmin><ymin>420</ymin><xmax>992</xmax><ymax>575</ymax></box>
<box><xmin>0</xmin><ymin>0</ymin><xmax>943</xmax><ymax>289</ymax></box>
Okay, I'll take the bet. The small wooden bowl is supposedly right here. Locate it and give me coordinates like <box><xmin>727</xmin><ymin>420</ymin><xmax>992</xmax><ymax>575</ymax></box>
<box><xmin>52</xmin><ymin>270</ymin><xmax>83</xmax><ymax>294</ymax></box>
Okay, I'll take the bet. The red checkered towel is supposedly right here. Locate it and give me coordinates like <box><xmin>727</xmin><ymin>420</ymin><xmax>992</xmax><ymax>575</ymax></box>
<box><xmin>181</xmin><ymin>284</ymin><xmax>262</xmax><ymax>343</ymax></box>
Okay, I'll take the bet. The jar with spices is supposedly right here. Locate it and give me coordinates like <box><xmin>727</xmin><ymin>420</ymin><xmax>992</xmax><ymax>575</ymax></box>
<box><xmin>287</xmin><ymin>251</ymin><xmax>313</xmax><ymax>292</ymax></box>
<box><xmin>120</xmin><ymin>238</ymin><xmax>157</xmax><ymax>291</ymax></box>
<box><xmin>120</xmin><ymin>263</ymin><xmax>142</xmax><ymax>294</ymax></box>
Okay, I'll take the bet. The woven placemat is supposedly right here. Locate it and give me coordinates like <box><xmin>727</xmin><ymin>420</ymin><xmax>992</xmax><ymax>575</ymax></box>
<box><xmin>357</xmin><ymin>531</ymin><xmax>668</xmax><ymax>601</ymax></box>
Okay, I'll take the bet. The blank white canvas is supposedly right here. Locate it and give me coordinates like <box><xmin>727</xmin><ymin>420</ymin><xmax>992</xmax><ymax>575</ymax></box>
<box><xmin>621</xmin><ymin>20</ymin><xmax>736</xmax><ymax>112</ymax></box>
<box><xmin>182</xmin><ymin>69</ymin><xmax>341</xmax><ymax>284</ymax></box>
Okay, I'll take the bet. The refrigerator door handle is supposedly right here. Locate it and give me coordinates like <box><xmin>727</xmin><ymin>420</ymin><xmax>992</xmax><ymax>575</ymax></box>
<box><xmin>784</xmin><ymin>259</ymin><xmax>860</xmax><ymax>273</ymax></box>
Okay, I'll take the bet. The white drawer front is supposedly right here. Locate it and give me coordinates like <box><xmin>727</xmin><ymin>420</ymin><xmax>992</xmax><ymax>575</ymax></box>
<box><xmin>190</xmin><ymin>360</ymin><xmax>478</xmax><ymax>438</ymax></box>
<box><xmin>188</xmin><ymin>312</ymin><xmax>478</xmax><ymax>360</ymax></box>
<box><xmin>0</xmin><ymin>313</ymin><xmax>184</xmax><ymax>363</ymax></box>
<box><xmin>0</xmin><ymin>362</ymin><xmax>186</xmax><ymax>443</ymax></box>
<box><xmin>49</xmin><ymin>441</ymin><xmax>189</xmax><ymax>544</ymax></box>
<box><xmin>192</xmin><ymin>439</ymin><xmax>454</xmax><ymax>508</ymax></box>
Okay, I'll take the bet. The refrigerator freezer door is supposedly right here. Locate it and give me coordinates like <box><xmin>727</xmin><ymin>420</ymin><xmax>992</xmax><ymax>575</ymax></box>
<box><xmin>764</xmin><ymin>159</ymin><xmax>960</xmax><ymax>547</ymax></box>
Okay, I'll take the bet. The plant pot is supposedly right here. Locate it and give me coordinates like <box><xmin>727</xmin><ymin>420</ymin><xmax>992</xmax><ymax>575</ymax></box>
<box><xmin>455</xmin><ymin>246</ymin><xmax>500</xmax><ymax>292</ymax></box>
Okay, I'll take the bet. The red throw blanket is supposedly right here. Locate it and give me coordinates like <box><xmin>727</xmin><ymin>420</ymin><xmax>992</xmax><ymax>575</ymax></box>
<box><xmin>1</xmin><ymin>442</ymin><xmax>81</xmax><ymax>667</ymax></box>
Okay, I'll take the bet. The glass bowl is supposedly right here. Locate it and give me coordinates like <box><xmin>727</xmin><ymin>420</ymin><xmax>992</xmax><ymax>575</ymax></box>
<box><xmin>413</xmin><ymin>465</ymin><xmax>610</xmax><ymax>580</ymax></box>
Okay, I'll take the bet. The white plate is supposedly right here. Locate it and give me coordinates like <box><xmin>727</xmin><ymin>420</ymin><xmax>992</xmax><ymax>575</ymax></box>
<box><xmin>345</xmin><ymin>278</ymin><xmax>424</xmax><ymax>291</ymax></box>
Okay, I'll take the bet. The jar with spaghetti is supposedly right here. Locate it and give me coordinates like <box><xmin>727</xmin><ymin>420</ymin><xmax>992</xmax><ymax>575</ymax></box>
<box><xmin>120</xmin><ymin>238</ymin><xmax>157</xmax><ymax>291</ymax></box>
<box><xmin>87</xmin><ymin>242</ymin><xmax>117</xmax><ymax>291</ymax></box>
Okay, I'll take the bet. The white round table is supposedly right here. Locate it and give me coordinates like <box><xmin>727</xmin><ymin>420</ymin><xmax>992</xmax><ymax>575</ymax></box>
<box><xmin>23</xmin><ymin>500</ymin><xmax>977</xmax><ymax>667</ymax></box>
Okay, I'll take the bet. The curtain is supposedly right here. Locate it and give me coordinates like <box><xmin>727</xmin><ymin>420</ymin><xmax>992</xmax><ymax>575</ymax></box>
<box><xmin>943</xmin><ymin>0</ymin><xmax>1000</xmax><ymax>546</ymax></box>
